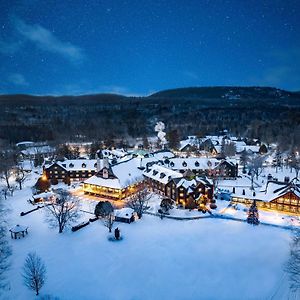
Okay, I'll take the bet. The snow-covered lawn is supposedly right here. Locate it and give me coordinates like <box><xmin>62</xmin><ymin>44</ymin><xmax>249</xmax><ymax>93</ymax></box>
<box><xmin>2</xmin><ymin>183</ymin><xmax>294</xmax><ymax>300</ymax></box>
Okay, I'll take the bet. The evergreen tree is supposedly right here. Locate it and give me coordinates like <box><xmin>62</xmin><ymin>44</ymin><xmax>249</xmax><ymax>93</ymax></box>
<box><xmin>259</xmin><ymin>144</ymin><xmax>268</xmax><ymax>154</ymax></box>
<box><xmin>167</xmin><ymin>129</ymin><xmax>180</xmax><ymax>150</ymax></box>
<box><xmin>142</xmin><ymin>136</ymin><xmax>150</xmax><ymax>149</ymax></box>
<box><xmin>247</xmin><ymin>200</ymin><xmax>259</xmax><ymax>225</ymax></box>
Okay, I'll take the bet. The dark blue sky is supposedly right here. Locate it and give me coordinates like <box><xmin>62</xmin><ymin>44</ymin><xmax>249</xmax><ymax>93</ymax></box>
<box><xmin>0</xmin><ymin>0</ymin><xmax>299</xmax><ymax>95</ymax></box>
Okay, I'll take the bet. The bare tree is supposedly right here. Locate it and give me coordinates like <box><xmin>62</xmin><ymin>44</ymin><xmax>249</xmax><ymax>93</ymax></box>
<box><xmin>285</xmin><ymin>231</ymin><xmax>300</xmax><ymax>292</ymax></box>
<box><xmin>22</xmin><ymin>252</ymin><xmax>46</xmax><ymax>296</ymax></box>
<box><xmin>0</xmin><ymin>150</ymin><xmax>16</xmax><ymax>190</ymax></box>
<box><xmin>46</xmin><ymin>191</ymin><xmax>79</xmax><ymax>233</ymax></box>
<box><xmin>103</xmin><ymin>213</ymin><xmax>115</xmax><ymax>233</ymax></box>
<box><xmin>239</xmin><ymin>150</ymin><xmax>249</xmax><ymax>173</ymax></box>
<box><xmin>0</xmin><ymin>194</ymin><xmax>11</xmax><ymax>292</ymax></box>
<box><xmin>248</xmin><ymin>156</ymin><xmax>264</xmax><ymax>190</ymax></box>
<box><xmin>15</xmin><ymin>163</ymin><xmax>30</xmax><ymax>190</ymax></box>
<box><xmin>127</xmin><ymin>188</ymin><xmax>150</xmax><ymax>219</ymax></box>
<box><xmin>289</xmin><ymin>152</ymin><xmax>300</xmax><ymax>179</ymax></box>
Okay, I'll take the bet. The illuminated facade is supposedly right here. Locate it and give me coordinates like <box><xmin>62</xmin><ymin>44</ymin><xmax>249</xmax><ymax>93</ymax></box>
<box><xmin>231</xmin><ymin>180</ymin><xmax>300</xmax><ymax>215</ymax></box>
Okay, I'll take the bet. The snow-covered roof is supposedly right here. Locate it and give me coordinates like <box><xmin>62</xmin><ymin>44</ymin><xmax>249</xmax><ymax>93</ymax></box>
<box><xmin>111</xmin><ymin>158</ymin><xmax>144</xmax><ymax>187</ymax></box>
<box><xmin>152</xmin><ymin>150</ymin><xmax>175</xmax><ymax>160</ymax></box>
<box><xmin>53</xmin><ymin>159</ymin><xmax>98</xmax><ymax>171</ymax></box>
<box><xmin>21</xmin><ymin>145</ymin><xmax>54</xmax><ymax>156</ymax></box>
<box><xmin>9</xmin><ymin>224</ymin><xmax>28</xmax><ymax>233</ymax></box>
<box><xmin>115</xmin><ymin>208</ymin><xmax>135</xmax><ymax>218</ymax></box>
<box><xmin>163</xmin><ymin>157</ymin><xmax>236</xmax><ymax>171</ymax></box>
<box><xmin>102</xmin><ymin>148</ymin><xmax>128</xmax><ymax>159</ymax></box>
<box><xmin>236</xmin><ymin>145</ymin><xmax>260</xmax><ymax>153</ymax></box>
<box><xmin>32</xmin><ymin>192</ymin><xmax>55</xmax><ymax>200</ymax></box>
<box><xmin>84</xmin><ymin>176</ymin><xmax>122</xmax><ymax>189</ymax></box>
<box><xmin>16</xmin><ymin>141</ymin><xmax>34</xmax><ymax>147</ymax></box>
<box><xmin>232</xmin><ymin>180</ymin><xmax>300</xmax><ymax>203</ymax></box>
<box><xmin>84</xmin><ymin>158</ymin><xmax>144</xmax><ymax>189</ymax></box>
<box><xmin>143</xmin><ymin>165</ymin><xmax>183</xmax><ymax>184</ymax></box>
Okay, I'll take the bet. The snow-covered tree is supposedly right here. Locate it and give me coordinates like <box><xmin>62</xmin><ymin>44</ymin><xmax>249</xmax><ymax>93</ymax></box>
<box><xmin>248</xmin><ymin>156</ymin><xmax>264</xmax><ymax>189</ymax></box>
<box><xmin>247</xmin><ymin>200</ymin><xmax>259</xmax><ymax>225</ymax></box>
<box><xmin>239</xmin><ymin>150</ymin><xmax>249</xmax><ymax>173</ymax></box>
<box><xmin>0</xmin><ymin>150</ymin><xmax>16</xmax><ymax>190</ymax></box>
<box><xmin>289</xmin><ymin>152</ymin><xmax>300</xmax><ymax>178</ymax></box>
<box><xmin>127</xmin><ymin>188</ymin><xmax>150</xmax><ymax>219</ymax></box>
<box><xmin>46</xmin><ymin>191</ymin><xmax>79</xmax><ymax>233</ymax></box>
<box><xmin>22</xmin><ymin>252</ymin><xmax>46</xmax><ymax>296</ymax></box>
<box><xmin>0</xmin><ymin>194</ymin><xmax>11</xmax><ymax>292</ymax></box>
<box><xmin>160</xmin><ymin>198</ymin><xmax>174</xmax><ymax>213</ymax></box>
<box><xmin>15</xmin><ymin>164</ymin><xmax>30</xmax><ymax>190</ymax></box>
<box><xmin>285</xmin><ymin>230</ymin><xmax>300</xmax><ymax>292</ymax></box>
<box><xmin>103</xmin><ymin>213</ymin><xmax>115</xmax><ymax>233</ymax></box>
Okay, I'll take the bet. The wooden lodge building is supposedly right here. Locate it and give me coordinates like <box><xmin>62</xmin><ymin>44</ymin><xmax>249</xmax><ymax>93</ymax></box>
<box><xmin>143</xmin><ymin>165</ymin><xmax>213</xmax><ymax>208</ymax></box>
<box><xmin>44</xmin><ymin>159</ymin><xmax>98</xmax><ymax>181</ymax></box>
<box><xmin>231</xmin><ymin>179</ymin><xmax>300</xmax><ymax>214</ymax></box>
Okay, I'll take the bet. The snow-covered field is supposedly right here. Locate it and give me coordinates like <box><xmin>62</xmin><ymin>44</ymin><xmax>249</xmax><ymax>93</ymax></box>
<box><xmin>1</xmin><ymin>177</ymin><xmax>295</xmax><ymax>300</ymax></box>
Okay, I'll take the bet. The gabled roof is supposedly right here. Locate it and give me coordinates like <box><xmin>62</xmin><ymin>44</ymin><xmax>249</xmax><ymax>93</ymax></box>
<box><xmin>45</xmin><ymin>159</ymin><xmax>98</xmax><ymax>171</ymax></box>
<box><xmin>143</xmin><ymin>164</ymin><xmax>183</xmax><ymax>184</ymax></box>
<box><xmin>84</xmin><ymin>157</ymin><xmax>144</xmax><ymax>189</ymax></box>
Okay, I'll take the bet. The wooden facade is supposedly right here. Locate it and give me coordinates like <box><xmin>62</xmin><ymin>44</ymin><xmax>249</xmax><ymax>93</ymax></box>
<box><xmin>44</xmin><ymin>162</ymin><xmax>97</xmax><ymax>181</ymax></box>
<box><xmin>231</xmin><ymin>182</ymin><xmax>300</xmax><ymax>215</ymax></box>
<box><xmin>82</xmin><ymin>181</ymin><xmax>144</xmax><ymax>200</ymax></box>
<box><xmin>145</xmin><ymin>175</ymin><xmax>213</xmax><ymax>207</ymax></box>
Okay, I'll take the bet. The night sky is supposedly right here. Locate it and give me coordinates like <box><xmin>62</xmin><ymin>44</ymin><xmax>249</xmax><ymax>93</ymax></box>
<box><xmin>0</xmin><ymin>0</ymin><xmax>299</xmax><ymax>95</ymax></box>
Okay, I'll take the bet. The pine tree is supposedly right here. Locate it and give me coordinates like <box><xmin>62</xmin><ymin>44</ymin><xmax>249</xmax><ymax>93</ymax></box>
<box><xmin>247</xmin><ymin>200</ymin><xmax>259</xmax><ymax>225</ymax></box>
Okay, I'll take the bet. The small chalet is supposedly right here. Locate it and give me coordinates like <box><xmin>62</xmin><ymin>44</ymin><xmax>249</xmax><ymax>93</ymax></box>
<box><xmin>114</xmin><ymin>208</ymin><xmax>137</xmax><ymax>223</ymax></box>
<box><xmin>231</xmin><ymin>179</ymin><xmax>300</xmax><ymax>214</ymax></box>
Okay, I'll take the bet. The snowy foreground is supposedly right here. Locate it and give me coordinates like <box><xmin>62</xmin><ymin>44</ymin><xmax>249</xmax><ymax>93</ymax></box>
<box><xmin>2</xmin><ymin>182</ymin><xmax>295</xmax><ymax>300</ymax></box>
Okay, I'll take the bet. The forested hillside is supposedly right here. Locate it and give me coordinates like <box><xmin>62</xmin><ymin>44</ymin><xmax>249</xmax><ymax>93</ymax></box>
<box><xmin>1</xmin><ymin>86</ymin><xmax>300</xmax><ymax>150</ymax></box>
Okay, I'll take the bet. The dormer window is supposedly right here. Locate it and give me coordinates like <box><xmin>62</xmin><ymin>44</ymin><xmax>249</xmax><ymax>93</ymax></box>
<box><xmin>160</xmin><ymin>173</ymin><xmax>166</xmax><ymax>179</ymax></box>
<box><xmin>195</xmin><ymin>161</ymin><xmax>199</xmax><ymax>167</ymax></box>
<box><xmin>182</xmin><ymin>161</ymin><xmax>187</xmax><ymax>167</ymax></box>
<box><xmin>153</xmin><ymin>170</ymin><xmax>158</xmax><ymax>176</ymax></box>
<box><xmin>170</xmin><ymin>162</ymin><xmax>175</xmax><ymax>167</ymax></box>
<box><xmin>69</xmin><ymin>163</ymin><xmax>74</xmax><ymax>168</ymax></box>
<box><xmin>94</xmin><ymin>163</ymin><xmax>97</xmax><ymax>168</ymax></box>
<box><xmin>103</xmin><ymin>168</ymin><xmax>109</xmax><ymax>179</ymax></box>
<box><xmin>82</xmin><ymin>163</ymin><xmax>86</xmax><ymax>168</ymax></box>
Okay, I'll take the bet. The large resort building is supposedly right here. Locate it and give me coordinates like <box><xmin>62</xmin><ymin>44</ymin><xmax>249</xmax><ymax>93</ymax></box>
<box><xmin>43</xmin><ymin>146</ymin><xmax>300</xmax><ymax>215</ymax></box>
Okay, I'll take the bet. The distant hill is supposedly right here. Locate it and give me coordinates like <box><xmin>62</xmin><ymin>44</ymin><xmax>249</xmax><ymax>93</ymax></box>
<box><xmin>149</xmin><ymin>86</ymin><xmax>297</xmax><ymax>100</ymax></box>
<box><xmin>1</xmin><ymin>86</ymin><xmax>300</xmax><ymax>107</ymax></box>
<box><xmin>0</xmin><ymin>93</ymin><xmax>127</xmax><ymax>105</ymax></box>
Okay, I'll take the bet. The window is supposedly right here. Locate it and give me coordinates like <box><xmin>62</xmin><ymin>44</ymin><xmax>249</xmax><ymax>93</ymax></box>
<box><xmin>82</xmin><ymin>163</ymin><xmax>86</xmax><ymax>168</ymax></box>
<box><xmin>69</xmin><ymin>163</ymin><xmax>74</xmax><ymax>168</ymax></box>
<box><xmin>195</xmin><ymin>161</ymin><xmax>199</xmax><ymax>167</ymax></box>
